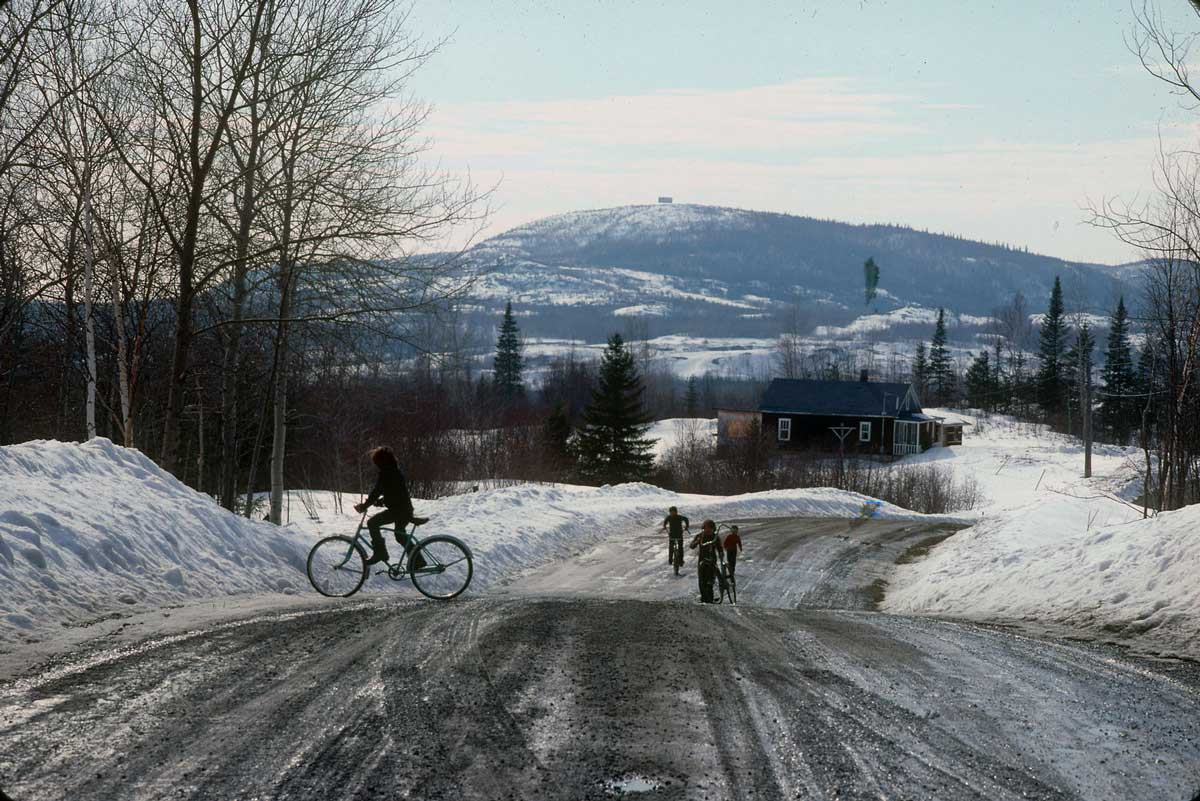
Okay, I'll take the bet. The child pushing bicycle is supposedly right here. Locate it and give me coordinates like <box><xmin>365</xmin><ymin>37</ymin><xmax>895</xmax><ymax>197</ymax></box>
<box><xmin>689</xmin><ymin>519</ymin><xmax>721</xmax><ymax>603</ymax></box>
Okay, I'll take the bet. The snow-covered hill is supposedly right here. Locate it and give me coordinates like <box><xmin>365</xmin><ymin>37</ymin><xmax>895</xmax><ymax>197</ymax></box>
<box><xmin>460</xmin><ymin>203</ymin><xmax>1138</xmax><ymax>333</ymax></box>
<box><xmin>434</xmin><ymin>203</ymin><xmax>1143</xmax><ymax>381</ymax></box>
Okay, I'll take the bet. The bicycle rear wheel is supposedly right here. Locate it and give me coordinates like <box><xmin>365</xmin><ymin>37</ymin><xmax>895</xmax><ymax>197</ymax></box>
<box><xmin>409</xmin><ymin>535</ymin><xmax>473</xmax><ymax>600</ymax></box>
<box><xmin>715</xmin><ymin>564</ymin><xmax>733</xmax><ymax>605</ymax></box>
<box><xmin>307</xmin><ymin>536</ymin><xmax>368</xmax><ymax>597</ymax></box>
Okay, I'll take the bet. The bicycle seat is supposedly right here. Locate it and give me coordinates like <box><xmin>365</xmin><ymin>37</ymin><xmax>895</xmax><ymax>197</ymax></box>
<box><xmin>411</xmin><ymin>516</ymin><xmax>429</xmax><ymax>526</ymax></box>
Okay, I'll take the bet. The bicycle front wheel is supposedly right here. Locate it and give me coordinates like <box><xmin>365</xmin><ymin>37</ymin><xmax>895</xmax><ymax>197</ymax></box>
<box><xmin>307</xmin><ymin>536</ymin><xmax>368</xmax><ymax>597</ymax></box>
<box><xmin>409</xmin><ymin>535</ymin><xmax>473</xmax><ymax>600</ymax></box>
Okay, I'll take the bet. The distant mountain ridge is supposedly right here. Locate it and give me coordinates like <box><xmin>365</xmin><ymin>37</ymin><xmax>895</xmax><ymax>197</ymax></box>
<box><xmin>457</xmin><ymin>203</ymin><xmax>1140</xmax><ymax>342</ymax></box>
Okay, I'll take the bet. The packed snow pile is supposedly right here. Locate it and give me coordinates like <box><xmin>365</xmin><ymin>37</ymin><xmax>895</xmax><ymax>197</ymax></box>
<box><xmin>883</xmin><ymin>495</ymin><xmax>1200</xmax><ymax>658</ymax></box>
<box><xmin>882</xmin><ymin>410</ymin><xmax>1200</xmax><ymax>658</ymax></box>
<box><xmin>0</xmin><ymin>438</ymin><xmax>313</xmax><ymax>646</ymax></box>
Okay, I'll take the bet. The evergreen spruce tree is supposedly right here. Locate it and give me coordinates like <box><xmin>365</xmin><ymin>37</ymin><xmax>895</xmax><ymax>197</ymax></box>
<box><xmin>863</xmin><ymin>257</ymin><xmax>880</xmax><ymax>306</ymax></box>
<box><xmin>991</xmin><ymin>336</ymin><xmax>1006</xmax><ymax>412</ymax></box>
<box><xmin>542</xmin><ymin>402</ymin><xmax>572</xmax><ymax>472</ymax></box>
<box><xmin>684</xmin><ymin>376</ymin><xmax>700</xmax><ymax>417</ymax></box>
<box><xmin>1099</xmin><ymin>297</ymin><xmax>1136</xmax><ymax>443</ymax></box>
<box><xmin>493</xmin><ymin>301</ymin><xmax>524</xmax><ymax>400</ymax></box>
<box><xmin>928</xmin><ymin>309</ymin><xmax>954</xmax><ymax>405</ymax></box>
<box><xmin>574</xmin><ymin>333</ymin><xmax>656</xmax><ymax>484</ymax></box>
<box><xmin>1036</xmin><ymin>277</ymin><xmax>1068</xmax><ymax>417</ymax></box>
<box><xmin>912</xmin><ymin>343</ymin><xmax>929</xmax><ymax>401</ymax></box>
<box><xmin>965</xmin><ymin>351</ymin><xmax>993</xmax><ymax>409</ymax></box>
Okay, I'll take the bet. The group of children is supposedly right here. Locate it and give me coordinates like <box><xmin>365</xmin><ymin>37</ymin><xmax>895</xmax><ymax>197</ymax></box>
<box><xmin>660</xmin><ymin>506</ymin><xmax>743</xmax><ymax>604</ymax></box>
<box><xmin>354</xmin><ymin>448</ymin><xmax>744</xmax><ymax>604</ymax></box>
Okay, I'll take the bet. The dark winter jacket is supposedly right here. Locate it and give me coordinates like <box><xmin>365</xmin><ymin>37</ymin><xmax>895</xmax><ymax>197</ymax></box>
<box><xmin>689</xmin><ymin>529</ymin><xmax>719</xmax><ymax>565</ymax></box>
<box><xmin>364</xmin><ymin>465</ymin><xmax>413</xmax><ymax>513</ymax></box>
<box><xmin>662</xmin><ymin>513</ymin><xmax>689</xmax><ymax>538</ymax></box>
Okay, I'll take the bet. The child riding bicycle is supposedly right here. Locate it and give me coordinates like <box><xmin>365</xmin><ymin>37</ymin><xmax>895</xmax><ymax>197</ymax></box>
<box><xmin>354</xmin><ymin>446</ymin><xmax>424</xmax><ymax>570</ymax></box>
<box><xmin>661</xmin><ymin>506</ymin><xmax>690</xmax><ymax>575</ymax></box>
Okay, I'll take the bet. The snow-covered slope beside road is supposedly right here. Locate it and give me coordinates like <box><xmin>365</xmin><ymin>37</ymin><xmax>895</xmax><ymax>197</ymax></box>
<box><xmin>0</xmin><ymin>438</ymin><xmax>960</xmax><ymax>649</ymax></box>
<box><xmin>0</xmin><ymin>439</ymin><xmax>312</xmax><ymax>646</ymax></box>
<box><xmin>881</xmin><ymin>411</ymin><xmax>1200</xmax><ymax>659</ymax></box>
<box><xmin>885</xmin><ymin>495</ymin><xmax>1200</xmax><ymax>658</ymax></box>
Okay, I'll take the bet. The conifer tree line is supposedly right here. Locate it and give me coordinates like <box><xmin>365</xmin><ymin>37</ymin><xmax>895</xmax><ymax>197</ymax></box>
<box><xmin>918</xmin><ymin>266</ymin><xmax>1198</xmax><ymax>509</ymax></box>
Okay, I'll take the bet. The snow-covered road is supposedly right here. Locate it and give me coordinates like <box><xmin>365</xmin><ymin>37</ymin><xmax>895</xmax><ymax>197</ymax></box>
<box><xmin>3</xmin><ymin>517</ymin><xmax>1199</xmax><ymax>801</ymax></box>
<box><xmin>515</xmin><ymin>517</ymin><xmax>964</xmax><ymax>611</ymax></box>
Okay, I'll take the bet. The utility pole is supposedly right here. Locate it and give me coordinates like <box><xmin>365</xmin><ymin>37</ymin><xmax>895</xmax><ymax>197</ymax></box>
<box><xmin>830</xmin><ymin>425</ymin><xmax>854</xmax><ymax>485</ymax></box>
<box><xmin>1083</xmin><ymin>370</ymin><xmax>1093</xmax><ymax>478</ymax></box>
<box><xmin>1081</xmin><ymin>335</ymin><xmax>1093</xmax><ymax>478</ymax></box>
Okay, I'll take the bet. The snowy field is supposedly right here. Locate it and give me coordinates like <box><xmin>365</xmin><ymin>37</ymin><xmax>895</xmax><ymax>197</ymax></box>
<box><xmin>645</xmin><ymin>417</ymin><xmax>716</xmax><ymax>461</ymax></box>
<box><xmin>882</xmin><ymin>409</ymin><xmax>1200</xmax><ymax>659</ymax></box>
<box><xmin>0</xmin><ymin>436</ymin><xmax>952</xmax><ymax>649</ymax></box>
<box><xmin>812</xmin><ymin>305</ymin><xmax>994</xmax><ymax>337</ymax></box>
<box><xmin>521</xmin><ymin>333</ymin><xmax>983</xmax><ymax>380</ymax></box>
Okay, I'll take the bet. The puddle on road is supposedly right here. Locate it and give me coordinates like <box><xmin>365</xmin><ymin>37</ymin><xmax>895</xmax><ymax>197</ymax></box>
<box><xmin>604</xmin><ymin>775</ymin><xmax>662</xmax><ymax>795</ymax></box>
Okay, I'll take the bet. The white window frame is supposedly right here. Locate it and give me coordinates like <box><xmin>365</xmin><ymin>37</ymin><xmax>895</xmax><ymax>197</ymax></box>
<box><xmin>859</xmin><ymin>421</ymin><xmax>871</xmax><ymax>442</ymax></box>
<box><xmin>778</xmin><ymin>418</ymin><xmax>791</xmax><ymax>441</ymax></box>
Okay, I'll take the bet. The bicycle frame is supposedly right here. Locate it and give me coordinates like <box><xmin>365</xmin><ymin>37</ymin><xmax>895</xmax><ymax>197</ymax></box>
<box><xmin>350</xmin><ymin>512</ymin><xmax>425</xmax><ymax>576</ymax></box>
<box><xmin>713</xmin><ymin>523</ymin><xmax>738</xmax><ymax>604</ymax></box>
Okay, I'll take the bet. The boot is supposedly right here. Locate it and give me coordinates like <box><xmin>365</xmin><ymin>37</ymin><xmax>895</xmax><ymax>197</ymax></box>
<box><xmin>365</xmin><ymin>533</ymin><xmax>389</xmax><ymax>565</ymax></box>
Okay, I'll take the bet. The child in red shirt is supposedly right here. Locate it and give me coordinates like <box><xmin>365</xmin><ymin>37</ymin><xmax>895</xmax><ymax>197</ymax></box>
<box><xmin>722</xmin><ymin>525</ymin><xmax>743</xmax><ymax>578</ymax></box>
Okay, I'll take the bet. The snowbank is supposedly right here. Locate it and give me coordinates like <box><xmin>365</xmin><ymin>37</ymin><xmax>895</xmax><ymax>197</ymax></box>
<box><xmin>0</xmin><ymin>437</ymin><xmax>957</xmax><ymax>647</ymax></box>
<box><xmin>881</xmin><ymin>410</ymin><xmax>1200</xmax><ymax>659</ymax></box>
<box><xmin>884</xmin><ymin>497</ymin><xmax>1200</xmax><ymax>659</ymax></box>
<box><xmin>0</xmin><ymin>439</ymin><xmax>313</xmax><ymax>646</ymax></box>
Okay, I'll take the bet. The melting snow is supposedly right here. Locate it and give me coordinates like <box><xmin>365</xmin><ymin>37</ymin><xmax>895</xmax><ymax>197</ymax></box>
<box><xmin>882</xmin><ymin>410</ymin><xmax>1200</xmax><ymax>659</ymax></box>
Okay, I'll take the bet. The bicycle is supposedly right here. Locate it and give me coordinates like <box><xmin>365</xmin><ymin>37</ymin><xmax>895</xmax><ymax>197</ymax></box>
<box><xmin>712</xmin><ymin>524</ymin><xmax>737</xmax><ymax>605</ymax></box>
<box><xmin>667</xmin><ymin>535</ymin><xmax>685</xmax><ymax>575</ymax></box>
<box><xmin>306</xmin><ymin>513</ymin><xmax>473</xmax><ymax>600</ymax></box>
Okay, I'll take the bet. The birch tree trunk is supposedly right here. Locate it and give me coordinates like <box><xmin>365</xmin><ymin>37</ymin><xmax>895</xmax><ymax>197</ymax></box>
<box><xmin>109</xmin><ymin>264</ymin><xmax>132</xmax><ymax>445</ymax></box>
<box><xmin>83</xmin><ymin>185</ymin><xmax>97</xmax><ymax>440</ymax></box>
<box><xmin>268</xmin><ymin>247</ymin><xmax>295</xmax><ymax>525</ymax></box>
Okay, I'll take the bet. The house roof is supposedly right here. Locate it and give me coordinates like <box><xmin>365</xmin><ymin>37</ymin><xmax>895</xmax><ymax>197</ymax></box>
<box><xmin>759</xmin><ymin>379</ymin><xmax>921</xmax><ymax>418</ymax></box>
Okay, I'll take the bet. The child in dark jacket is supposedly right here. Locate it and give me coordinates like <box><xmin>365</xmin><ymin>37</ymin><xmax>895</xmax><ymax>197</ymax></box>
<box><xmin>689</xmin><ymin>519</ymin><xmax>720</xmax><ymax>603</ymax></box>
<box><xmin>354</xmin><ymin>446</ymin><xmax>420</xmax><ymax>566</ymax></box>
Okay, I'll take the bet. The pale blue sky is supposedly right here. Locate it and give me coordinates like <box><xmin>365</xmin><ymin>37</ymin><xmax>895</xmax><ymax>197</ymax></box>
<box><xmin>407</xmin><ymin>1</ymin><xmax>1199</xmax><ymax>263</ymax></box>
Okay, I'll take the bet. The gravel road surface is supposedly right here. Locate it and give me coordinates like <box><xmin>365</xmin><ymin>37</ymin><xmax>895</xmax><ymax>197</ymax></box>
<box><xmin>2</xmin><ymin>518</ymin><xmax>1198</xmax><ymax>801</ymax></box>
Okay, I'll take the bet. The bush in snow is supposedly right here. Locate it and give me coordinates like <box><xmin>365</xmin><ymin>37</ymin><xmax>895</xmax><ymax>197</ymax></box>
<box><xmin>657</xmin><ymin>426</ymin><xmax>984</xmax><ymax>515</ymax></box>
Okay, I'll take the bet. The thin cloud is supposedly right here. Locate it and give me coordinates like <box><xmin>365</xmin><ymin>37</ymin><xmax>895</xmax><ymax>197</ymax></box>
<box><xmin>427</xmin><ymin>77</ymin><xmax>920</xmax><ymax>157</ymax></box>
<box><xmin>419</xmin><ymin>79</ymin><xmax>1194</xmax><ymax>263</ymax></box>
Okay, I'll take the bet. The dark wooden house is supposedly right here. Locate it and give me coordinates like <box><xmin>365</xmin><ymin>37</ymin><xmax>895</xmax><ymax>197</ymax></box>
<box><xmin>719</xmin><ymin>378</ymin><xmax>947</xmax><ymax>458</ymax></box>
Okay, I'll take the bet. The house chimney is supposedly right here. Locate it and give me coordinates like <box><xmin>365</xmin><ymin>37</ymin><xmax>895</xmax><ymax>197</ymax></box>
<box><xmin>859</xmin><ymin>369</ymin><xmax>869</xmax><ymax>382</ymax></box>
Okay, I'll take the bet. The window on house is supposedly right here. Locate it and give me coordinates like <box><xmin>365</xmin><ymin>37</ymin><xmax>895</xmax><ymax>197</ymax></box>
<box><xmin>778</xmin><ymin>418</ymin><xmax>791</xmax><ymax>441</ymax></box>
<box><xmin>859</xmin><ymin>421</ymin><xmax>871</xmax><ymax>442</ymax></box>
